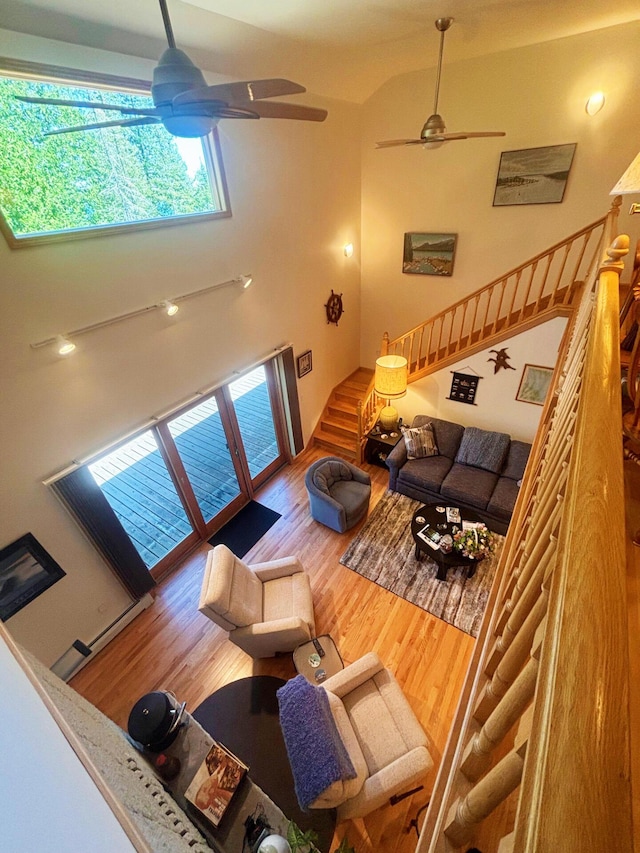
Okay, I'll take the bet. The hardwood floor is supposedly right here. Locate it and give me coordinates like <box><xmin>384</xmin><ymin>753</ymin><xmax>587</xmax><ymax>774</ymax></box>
<box><xmin>70</xmin><ymin>446</ymin><xmax>475</xmax><ymax>853</ymax></box>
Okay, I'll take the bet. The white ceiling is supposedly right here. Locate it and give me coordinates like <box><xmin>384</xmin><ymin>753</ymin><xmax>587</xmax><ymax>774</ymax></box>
<box><xmin>2</xmin><ymin>0</ymin><xmax>639</xmax><ymax>102</ymax></box>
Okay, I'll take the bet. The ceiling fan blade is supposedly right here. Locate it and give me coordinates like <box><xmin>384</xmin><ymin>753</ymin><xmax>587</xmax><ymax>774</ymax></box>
<box><xmin>236</xmin><ymin>101</ymin><xmax>327</xmax><ymax>122</ymax></box>
<box><xmin>375</xmin><ymin>139</ymin><xmax>424</xmax><ymax>148</ymax></box>
<box><xmin>44</xmin><ymin>116</ymin><xmax>161</xmax><ymax>136</ymax></box>
<box><xmin>16</xmin><ymin>95</ymin><xmax>160</xmax><ymax>117</ymax></box>
<box><xmin>172</xmin><ymin>78</ymin><xmax>306</xmax><ymax>110</ymax></box>
<box><xmin>441</xmin><ymin>131</ymin><xmax>507</xmax><ymax>140</ymax></box>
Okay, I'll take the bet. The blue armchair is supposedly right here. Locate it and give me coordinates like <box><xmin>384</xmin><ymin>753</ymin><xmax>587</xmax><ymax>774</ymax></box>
<box><xmin>305</xmin><ymin>457</ymin><xmax>371</xmax><ymax>533</ymax></box>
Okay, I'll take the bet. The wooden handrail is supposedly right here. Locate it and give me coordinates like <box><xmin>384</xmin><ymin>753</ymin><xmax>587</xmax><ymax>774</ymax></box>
<box><xmin>416</xmin><ymin>200</ymin><xmax>632</xmax><ymax>851</ymax></box>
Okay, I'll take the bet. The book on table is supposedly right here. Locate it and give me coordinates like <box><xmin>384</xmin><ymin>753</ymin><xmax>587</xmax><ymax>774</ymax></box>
<box><xmin>184</xmin><ymin>741</ymin><xmax>248</xmax><ymax>827</ymax></box>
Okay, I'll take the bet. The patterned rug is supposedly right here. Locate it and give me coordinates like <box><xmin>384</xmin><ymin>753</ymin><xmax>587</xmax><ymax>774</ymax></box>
<box><xmin>339</xmin><ymin>491</ymin><xmax>503</xmax><ymax>638</ymax></box>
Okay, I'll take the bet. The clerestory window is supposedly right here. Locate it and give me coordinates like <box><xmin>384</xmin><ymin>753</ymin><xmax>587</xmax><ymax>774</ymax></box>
<box><xmin>0</xmin><ymin>58</ymin><xmax>230</xmax><ymax>247</ymax></box>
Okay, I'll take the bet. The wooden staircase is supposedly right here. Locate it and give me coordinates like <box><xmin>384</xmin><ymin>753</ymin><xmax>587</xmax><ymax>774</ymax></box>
<box><xmin>311</xmin><ymin>368</ymin><xmax>373</xmax><ymax>459</ymax></box>
<box><xmin>310</xmin><ymin>201</ymin><xmax>618</xmax><ymax>462</ymax></box>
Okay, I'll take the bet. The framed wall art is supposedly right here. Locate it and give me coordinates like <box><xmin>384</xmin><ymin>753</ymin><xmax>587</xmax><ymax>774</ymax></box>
<box><xmin>296</xmin><ymin>350</ymin><xmax>313</xmax><ymax>378</ymax></box>
<box><xmin>515</xmin><ymin>364</ymin><xmax>554</xmax><ymax>406</ymax></box>
<box><xmin>0</xmin><ymin>532</ymin><xmax>66</xmax><ymax>621</ymax></box>
<box><xmin>402</xmin><ymin>232</ymin><xmax>457</xmax><ymax>276</ymax></box>
<box><xmin>493</xmin><ymin>143</ymin><xmax>576</xmax><ymax>206</ymax></box>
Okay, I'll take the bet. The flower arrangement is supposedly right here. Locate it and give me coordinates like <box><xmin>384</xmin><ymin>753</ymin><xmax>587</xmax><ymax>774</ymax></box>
<box><xmin>453</xmin><ymin>524</ymin><xmax>495</xmax><ymax>560</ymax></box>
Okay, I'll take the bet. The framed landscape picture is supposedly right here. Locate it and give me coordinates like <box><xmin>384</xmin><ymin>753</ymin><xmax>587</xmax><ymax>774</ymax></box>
<box><xmin>493</xmin><ymin>143</ymin><xmax>576</xmax><ymax>206</ymax></box>
<box><xmin>0</xmin><ymin>533</ymin><xmax>65</xmax><ymax>621</ymax></box>
<box><xmin>516</xmin><ymin>364</ymin><xmax>553</xmax><ymax>406</ymax></box>
<box><xmin>402</xmin><ymin>232</ymin><xmax>457</xmax><ymax>276</ymax></box>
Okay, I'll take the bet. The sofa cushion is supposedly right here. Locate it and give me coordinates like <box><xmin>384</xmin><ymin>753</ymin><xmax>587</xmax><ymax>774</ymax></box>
<box><xmin>455</xmin><ymin>427</ymin><xmax>510</xmax><ymax>473</ymax></box>
<box><xmin>440</xmin><ymin>463</ymin><xmax>498</xmax><ymax>510</ymax></box>
<box><xmin>402</xmin><ymin>422</ymin><xmax>438</xmax><ymax>460</ymax></box>
<box><xmin>398</xmin><ymin>455</ymin><xmax>454</xmax><ymax>493</ymax></box>
<box><xmin>487</xmin><ymin>477</ymin><xmax>521</xmax><ymax>521</ymax></box>
<box><xmin>412</xmin><ymin>415</ymin><xmax>464</xmax><ymax>461</ymax></box>
<box><xmin>501</xmin><ymin>440</ymin><xmax>532</xmax><ymax>480</ymax></box>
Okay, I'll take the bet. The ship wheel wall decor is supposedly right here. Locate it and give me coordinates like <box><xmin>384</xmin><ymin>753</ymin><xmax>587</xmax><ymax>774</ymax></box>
<box><xmin>325</xmin><ymin>290</ymin><xmax>344</xmax><ymax>325</ymax></box>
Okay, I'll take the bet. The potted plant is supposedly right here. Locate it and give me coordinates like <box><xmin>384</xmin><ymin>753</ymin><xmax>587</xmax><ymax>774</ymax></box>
<box><xmin>452</xmin><ymin>524</ymin><xmax>495</xmax><ymax>560</ymax></box>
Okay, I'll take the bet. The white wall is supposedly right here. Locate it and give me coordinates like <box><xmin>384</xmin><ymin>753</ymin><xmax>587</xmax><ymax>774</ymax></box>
<box><xmin>0</xmin><ymin>629</ymin><xmax>136</xmax><ymax>851</ymax></box>
<box><xmin>0</xmin><ymin>30</ymin><xmax>362</xmax><ymax>663</ymax></box>
<box><xmin>394</xmin><ymin>317</ymin><xmax>567</xmax><ymax>443</ymax></box>
<box><xmin>360</xmin><ymin>20</ymin><xmax>640</xmax><ymax>366</ymax></box>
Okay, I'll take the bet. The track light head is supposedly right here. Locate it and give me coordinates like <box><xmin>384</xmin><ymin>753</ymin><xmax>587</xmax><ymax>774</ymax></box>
<box><xmin>238</xmin><ymin>274</ymin><xmax>253</xmax><ymax>289</ymax></box>
<box><xmin>160</xmin><ymin>300</ymin><xmax>179</xmax><ymax>316</ymax></box>
<box><xmin>56</xmin><ymin>335</ymin><xmax>76</xmax><ymax>356</ymax></box>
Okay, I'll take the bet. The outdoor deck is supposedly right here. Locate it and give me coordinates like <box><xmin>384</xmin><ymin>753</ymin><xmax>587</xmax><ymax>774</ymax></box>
<box><xmin>89</xmin><ymin>371</ymin><xmax>279</xmax><ymax>568</ymax></box>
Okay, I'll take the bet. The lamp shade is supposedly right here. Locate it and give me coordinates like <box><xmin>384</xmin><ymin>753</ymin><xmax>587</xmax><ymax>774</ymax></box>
<box><xmin>375</xmin><ymin>355</ymin><xmax>408</xmax><ymax>399</ymax></box>
<box><xmin>611</xmin><ymin>152</ymin><xmax>640</xmax><ymax>195</ymax></box>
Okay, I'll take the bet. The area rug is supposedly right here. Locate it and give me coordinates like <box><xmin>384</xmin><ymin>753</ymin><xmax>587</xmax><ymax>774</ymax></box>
<box><xmin>339</xmin><ymin>491</ymin><xmax>503</xmax><ymax>637</ymax></box>
<box><xmin>208</xmin><ymin>501</ymin><xmax>281</xmax><ymax>557</ymax></box>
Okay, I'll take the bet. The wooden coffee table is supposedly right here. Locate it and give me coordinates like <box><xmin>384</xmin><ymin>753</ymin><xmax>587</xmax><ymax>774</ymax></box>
<box><xmin>411</xmin><ymin>503</ymin><xmax>485</xmax><ymax>581</ymax></box>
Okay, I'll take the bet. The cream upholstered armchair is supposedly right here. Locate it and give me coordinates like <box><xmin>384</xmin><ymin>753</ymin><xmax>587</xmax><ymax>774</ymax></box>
<box><xmin>198</xmin><ymin>544</ymin><xmax>315</xmax><ymax>658</ymax></box>
<box><xmin>278</xmin><ymin>652</ymin><xmax>433</xmax><ymax>821</ymax></box>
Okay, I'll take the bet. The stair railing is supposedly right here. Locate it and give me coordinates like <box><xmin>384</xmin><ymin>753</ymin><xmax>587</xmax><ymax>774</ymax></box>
<box><xmin>381</xmin><ymin>203</ymin><xmax>618</xmax><ymax>381</ymax></box>
<box><xmin>416</xmin><ymin>202</ymin><xmax>632</xmax><ymax>851</ymax></box>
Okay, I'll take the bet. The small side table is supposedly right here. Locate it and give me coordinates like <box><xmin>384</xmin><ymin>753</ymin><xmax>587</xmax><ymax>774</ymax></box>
<box><xmin>293</xmin><ymin>635</ymin><xmax>344</xmax><ymax>684</ymax></box>
<box><xmin>365</xmin><ymin>427</ymin><xmax>402</xmax><ymax>467</ymax></box>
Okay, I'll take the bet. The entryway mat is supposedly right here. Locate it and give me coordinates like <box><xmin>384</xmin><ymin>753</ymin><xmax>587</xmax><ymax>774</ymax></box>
<box><xmin>207</xmin><ymin>501</ymin><xmax>281</xmax><ymax>557</ymax></box>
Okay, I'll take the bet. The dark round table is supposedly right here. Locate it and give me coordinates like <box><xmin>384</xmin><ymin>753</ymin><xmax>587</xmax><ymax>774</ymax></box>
<box><xmin>193</xmin><ymin>675</ymin><xmax>335</xmax><ymax>851</ymax></box>
<box><xmin>411</xmin><ymin>502</ymin><xmax>484</xmax><ymax>581</ymax></box>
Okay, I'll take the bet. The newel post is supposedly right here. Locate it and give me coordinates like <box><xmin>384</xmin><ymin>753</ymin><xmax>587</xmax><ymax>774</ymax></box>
<box><xmin>380</xmin><ymin>332</ymin><xmax>390</xmax><ymax>356</ymax></box>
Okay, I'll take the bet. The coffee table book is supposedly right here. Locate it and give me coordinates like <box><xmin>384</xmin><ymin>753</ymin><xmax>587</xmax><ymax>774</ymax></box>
<box><xmin>184</xmin><ymin>741</ymin><xmax>248</xmax><ymax>827</ymax></box>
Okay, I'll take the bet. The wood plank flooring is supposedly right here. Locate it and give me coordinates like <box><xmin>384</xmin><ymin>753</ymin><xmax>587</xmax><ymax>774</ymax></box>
<box><xmin>71</xmin><ymin>446</ymin><xmax>476</xmax><ymax>853</ymax></box>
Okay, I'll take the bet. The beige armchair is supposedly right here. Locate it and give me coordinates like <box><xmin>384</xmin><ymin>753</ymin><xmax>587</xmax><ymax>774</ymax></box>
<box><xmin>198</xmin><ymin>544</ymin><xmax>315</xmax><ymax>658</ymax></box>
<box><xmin>310</xmin><ymin>652</ymin><xmax>432</xmax><ymax>820</ymax></box>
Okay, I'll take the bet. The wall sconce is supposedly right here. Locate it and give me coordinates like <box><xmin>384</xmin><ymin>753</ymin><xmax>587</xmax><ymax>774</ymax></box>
<box><xmin>611</xmin><ymin>152</ymin><xmax>640</xmax><ymax>214</ymax></box>
<box><xmin>343</xmin><ymin>243</ymin><xmax>354</xmax><ymax>258</ymax></box>
<box><xmin>585</xmin><ymin>91</ymin><xmax>605</xmax><ymax>116</ymax></box>
<box><xmin>31</xmin><ymin>272</ymin><xmax>256</xmax><ymax>356</ymax></box>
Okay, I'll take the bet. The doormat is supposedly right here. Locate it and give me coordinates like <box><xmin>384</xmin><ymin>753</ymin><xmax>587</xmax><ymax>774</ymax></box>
<box><xmin>208</xmin><ymin>501</ymin><xmax>282</xmax><ymax>558</ymax></box>
<box><xmin>339</xmin><ymin>490</ymin><xmax>503</xmax><ymax>637</ymax></box>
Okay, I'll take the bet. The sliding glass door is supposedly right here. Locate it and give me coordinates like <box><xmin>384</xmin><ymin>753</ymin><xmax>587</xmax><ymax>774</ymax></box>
<box><xmin>86</xmin><ymin>362</ymin><xmax>288</xmax><ymax>577</ymax></box>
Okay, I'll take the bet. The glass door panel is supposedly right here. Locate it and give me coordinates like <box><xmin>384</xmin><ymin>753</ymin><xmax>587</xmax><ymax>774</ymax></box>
<box><xmin>88</xmin><ymin>431</ymin><xmax>193</xmax><ymax>569</ymax></box>
<box><xmin>228</xmin><ymin>365</ymin><xmax>284</xmax><ymax>484</ymax></box>
<box><xmin>167</xmin><ymin>395</ymin><xmax>244</xmax><ymax>525</ymax></box>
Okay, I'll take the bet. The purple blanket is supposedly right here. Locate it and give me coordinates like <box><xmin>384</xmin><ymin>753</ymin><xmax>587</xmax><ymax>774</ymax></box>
<box><xmin>277</xmin><ymin>675</ymin><xmax>356</xmax><ymax>810</ymax></box>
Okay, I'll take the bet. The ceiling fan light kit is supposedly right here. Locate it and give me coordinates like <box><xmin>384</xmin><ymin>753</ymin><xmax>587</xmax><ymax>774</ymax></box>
<box><xmin>376</xmin><ymin>17</ymin><xmax>505</xmax><ymax>150</ymax></box>
<box><xmin>16</xmin><ymin>0</ymin><xmax>327</xmax><ymax>139</ymax></box>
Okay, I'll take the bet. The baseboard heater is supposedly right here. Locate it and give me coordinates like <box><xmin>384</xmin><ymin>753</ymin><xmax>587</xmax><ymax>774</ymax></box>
<box><xmin>50</xmin><ymin>593</ymin><xmax>153</xmax><ymax>681</ymax></box>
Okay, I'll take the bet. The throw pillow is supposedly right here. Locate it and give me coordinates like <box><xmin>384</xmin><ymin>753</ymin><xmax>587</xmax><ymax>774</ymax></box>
<box><xmin>455</xmin><ymin>426</ymin><xmax>510</xmax><ymax>473</ymax></box>
<box><xmin>402</xmin><ymin>423</ymin><xmax>438</xmax><ymax>460</ymax></box>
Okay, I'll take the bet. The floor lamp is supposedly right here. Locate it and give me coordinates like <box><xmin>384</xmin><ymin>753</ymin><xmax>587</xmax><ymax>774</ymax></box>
<box><xmin>375</xmin><ymin>354</ymin><xmax>408</xmax><ymax>430</ymax></box>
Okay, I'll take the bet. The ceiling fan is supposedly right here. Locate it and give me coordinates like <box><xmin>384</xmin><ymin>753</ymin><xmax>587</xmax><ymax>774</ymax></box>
<box><xmin>16</xmin><ymin>0</ymin><xmax>328</xmax><ymax>138</ymax></box>
<box><xmin>376</xmin><ymin>17</ymin><xmax>504</xmax><ymax>149</ymax></box>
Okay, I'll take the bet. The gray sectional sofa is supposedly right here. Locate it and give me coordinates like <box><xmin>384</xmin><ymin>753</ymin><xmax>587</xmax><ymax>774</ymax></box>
<box><xmin>386</xmin><ymin>415</ymin><xmax>531</xmax><ymax>535</ymax></box>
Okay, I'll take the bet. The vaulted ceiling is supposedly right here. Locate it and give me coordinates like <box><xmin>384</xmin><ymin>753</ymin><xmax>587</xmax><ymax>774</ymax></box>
<box><xmin>2</xmin><ymin>0</ymin><xmax>639</xmax><ymax>102</ymax></box>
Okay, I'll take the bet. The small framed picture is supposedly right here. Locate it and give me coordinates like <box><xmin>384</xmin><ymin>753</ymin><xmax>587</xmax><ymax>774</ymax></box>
<box><xmin>402</xmin><ymin>232</ymin><xmax>457</xmax><ymax>276</ymax></box>
<box><xmin>515</xmin><ymin>364</ymin><xmax>554</xmax><ymax>406</ymax></box>
<box><xmin>296</xmin><ymin>350</ymin><xmax>312</xmax><ymax>378</ymax></box>
<box><xmin>0</xmin><ymin>533</ymin><xmax>66</xmax><ymax>621</ymax></box>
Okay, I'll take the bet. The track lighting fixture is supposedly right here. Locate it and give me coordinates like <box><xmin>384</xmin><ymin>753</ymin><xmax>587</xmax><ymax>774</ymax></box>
<box><xmin>56</xmin><ymin>335</ymin><xmax>76</xmax><ymax>356</ymax></box>
<box><xmin>30</xmin><ymin>272</ymin><xmax>257</xmax><ymax>356</ymax></box>
<box><xmin>160</xmin><ymin>300</ymin><xmax>179</xmax><ymax>316</ymax></box>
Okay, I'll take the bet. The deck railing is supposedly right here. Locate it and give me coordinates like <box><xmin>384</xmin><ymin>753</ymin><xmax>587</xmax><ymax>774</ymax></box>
<box><xmin>416</xmin><ymin>202</ymin><xmax>633</xmax><ymax>851</ymax></box>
